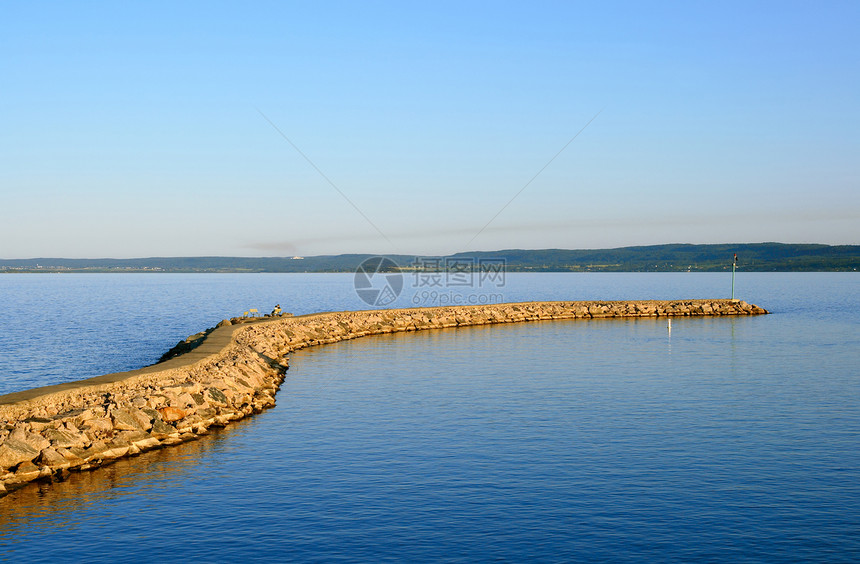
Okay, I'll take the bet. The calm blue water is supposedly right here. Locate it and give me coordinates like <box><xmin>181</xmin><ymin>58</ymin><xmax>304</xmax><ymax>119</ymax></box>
<box><xmin>1</xmin><ymin>273</ymin><xmax>858</xmax><ymax>561</ymax></box>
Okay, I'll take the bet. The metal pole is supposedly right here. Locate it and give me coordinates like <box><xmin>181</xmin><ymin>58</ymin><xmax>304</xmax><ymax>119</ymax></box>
<box><xmin>731</xmin><ymin>253</ymin><xmax>737</xmax><ymax>300</ymax></box>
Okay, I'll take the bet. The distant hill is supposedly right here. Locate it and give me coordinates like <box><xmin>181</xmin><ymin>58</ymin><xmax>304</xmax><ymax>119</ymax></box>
<box><xmin>449</xmin><ymin>243</ymin><xmax>860</xmax><ymax>272</ymax></box>
<box><xmin>1</xmin><ymin>243</ymin><xmax>858</xmax><ymax>273</ymax></box>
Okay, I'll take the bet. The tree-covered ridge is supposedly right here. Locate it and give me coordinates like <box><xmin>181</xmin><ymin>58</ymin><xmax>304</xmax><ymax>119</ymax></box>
<box><xmin>1</xmin><ymin>243</ymin><xmax>857</xmax><ymax>272</ymax></box>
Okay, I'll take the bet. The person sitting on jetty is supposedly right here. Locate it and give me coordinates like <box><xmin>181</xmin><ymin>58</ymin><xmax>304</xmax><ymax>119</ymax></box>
<box><xmin>272</xmin><ymin>304</ymin><xmax>282</xmax><ymax>316</ymax></box>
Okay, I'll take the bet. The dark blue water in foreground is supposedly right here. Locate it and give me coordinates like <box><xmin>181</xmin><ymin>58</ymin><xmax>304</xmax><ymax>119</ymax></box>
<box><xmin>1</xmin><ymin>273</ymin><xmax>858</xmax><ymax>562</ymax></box>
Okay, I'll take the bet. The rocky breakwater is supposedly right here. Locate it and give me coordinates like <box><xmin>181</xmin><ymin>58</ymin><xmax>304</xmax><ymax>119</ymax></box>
<box><xmin>0</xmin><ymin>299</ymin><xmax>767</xmax><ymax>498</ymax></box>
<box><xmin>0</xmin><ymin>329</ymin><xmax>288</xmax><ymax>499</ymax></box>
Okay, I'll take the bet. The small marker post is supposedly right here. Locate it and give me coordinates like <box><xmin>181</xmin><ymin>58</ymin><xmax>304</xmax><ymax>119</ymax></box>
<box><xmin>731</xmin><ymin>253</ymin><xmax>738</xmax><ymax>300</ymax></box>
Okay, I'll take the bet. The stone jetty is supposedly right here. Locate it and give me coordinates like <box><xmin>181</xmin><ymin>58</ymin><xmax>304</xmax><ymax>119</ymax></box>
<box><xmin>0</xmin><ymin>299</ymin><xmax>768</xmax><ymax>498</ymax></box>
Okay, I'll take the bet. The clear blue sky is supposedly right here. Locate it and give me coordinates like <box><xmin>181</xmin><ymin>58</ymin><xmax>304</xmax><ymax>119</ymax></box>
<box><xmin>2</xmin><ymin>1</ymin><xmax>857</xmax><ymax>258</ymax></box>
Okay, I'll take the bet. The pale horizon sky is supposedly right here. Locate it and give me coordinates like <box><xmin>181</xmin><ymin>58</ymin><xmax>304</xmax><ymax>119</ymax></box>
<box><xmin>2</xmin><ymin>2</ymin><xmax>858</xmax><ymax>259</ymax></box>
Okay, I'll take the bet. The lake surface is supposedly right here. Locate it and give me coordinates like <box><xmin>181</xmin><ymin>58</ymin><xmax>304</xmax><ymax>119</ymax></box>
<box><xmin>1</xmin><ymin>273</ymin><xmax>858</xmax><ymax>561</ymax></box>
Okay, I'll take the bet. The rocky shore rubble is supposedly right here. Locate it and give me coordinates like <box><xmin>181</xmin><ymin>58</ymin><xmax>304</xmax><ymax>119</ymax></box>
<box><xmin>0</xmin><ymin>343</ymin><xmax>287</xmax><ymax>498</ymax></box>
<box><xmin>0</xmin><ymin>299</ymin><xmax>767</xmax><ymax>498</ymax></box>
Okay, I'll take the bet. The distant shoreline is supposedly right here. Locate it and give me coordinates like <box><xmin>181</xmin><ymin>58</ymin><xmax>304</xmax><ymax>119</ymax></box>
<box><xmin>2</xmin><ymin>243</ymin><xmax>858</xmax><ymax>273</ymax></box>
<box><xmin>2</xmin><ymin>269</ymin><xmax>858</xmax><ymax>273</ymax></box>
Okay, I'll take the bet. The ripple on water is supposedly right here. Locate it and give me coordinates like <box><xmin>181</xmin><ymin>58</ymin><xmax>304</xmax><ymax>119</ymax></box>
<box><xmin>1</xmin><ymin>274</ymin><xmax>858</xmax><ymax>561</ymax></box>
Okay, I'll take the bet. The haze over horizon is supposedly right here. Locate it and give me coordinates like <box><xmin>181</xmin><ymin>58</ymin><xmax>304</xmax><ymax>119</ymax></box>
<box><xmin>2</xmin><ymin>2</ymin><xmax>858</xmax><ymax>259</ymax></box>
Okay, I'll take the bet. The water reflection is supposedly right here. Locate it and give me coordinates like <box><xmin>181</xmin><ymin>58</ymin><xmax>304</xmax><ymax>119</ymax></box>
<box><xmin>0</xmin><ymin>417</ymin><xmax>254</xmax><ymax>538</ymax></box>
<box><xmin>2</xmin><ymin>317</ymin><xmax>678</xmax><ymax>528</ymax></box>
<box><xmin>3</xmin><ymin>312</ymin><xmax>834</xmax><ymax>563</ymax></box>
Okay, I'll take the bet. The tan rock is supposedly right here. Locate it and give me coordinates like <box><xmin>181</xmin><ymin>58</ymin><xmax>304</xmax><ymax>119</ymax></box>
<box><xmin>38</xmin><ymin>447</ymin><xmax>71</xmax><ymax>469</ymax></box>
<box><xmin>24</xmin><ymin>418</ymin><xmax>53</xmax><ymax>432</ymax></box>
<box><xmin>175</xmin><ymin>392</ymin><xmax>196</xmax><ymax>408</ymax></box>
<box><xmin>114</xmin><ymin>431</ymin><xmax>150</xmax><ymax>444</ymax></box>
<box><xmin>207</xmin><ymin>387</ymin><xmax>229</xmax><ymax>405</ymax></box>
<box><xmin>111</xmin><ymin>408</ymin><xmax>151</xmax><ymax>432</ymax></box>
<box><xmin>0</xmin><ymin>440</ymin><xmax>40</xmax><ymax>470</ymax></box>
<box><xmin>235</xmin><ymin>378</ymin><xmax>254</xmax><ymax>391</ymax></box>
<box><xmin>150</xmin><ymin>419</ymin><xmax>177</xmax><ymax>438</ymax></box>
<box><xmin>131</xmin><ymin>409</ymin><xmax>153</xmax><ymax>430</ymax></box>
<box><xmin>74</xmin><ymin>441</ymin><xmax>108</xmax><ymax>462</ymax></box>
<box><xmin>12</xmin><ymin>460</ymin><xmax>41</xmax><ymax>484</ymax></box>
<box><xmin>9</xmin><ymin>428</ymin><xmax>51</xmax><ymax>451</ymax></box>
<box><xmin>44</xmin><ymin>428</ymin><xmax>89</xmax><ymax>449</ymax></box>
<box><xmin>101</xmin><ymin>444</ymin><xmax>130</xmax><ymax>459</ymax></box>
<box><xmin>63</xmin><ymin>421</ymin><xmax>82</xmax><ymax>433</ymax></box>
<box><xmin>133</xmin><ymin>437</ymin><xmax>161</xmax><ymax>451</ymax></box>
<box><xmin>71</xmin><ymin>408</ymin><xmax>95</xmax><ymax>425</ymax></box>
<box><xmin>80</xmin><ymin>417</ymin><xmax>113</xmax><ymax>433</ymax></box>
<box><xmin>147</xmin><ymin>395</ymin><xmax>168</xmax><ymax>408</ymax></box>
<box><xmin>55</xmin><ymin>448</ymin><xmax>86</xmax><ymax>468</ymax></box>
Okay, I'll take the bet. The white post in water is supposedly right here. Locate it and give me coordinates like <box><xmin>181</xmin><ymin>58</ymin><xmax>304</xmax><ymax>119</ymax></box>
<box><xmin>731</xmin><ymin>253</ymin><xmax>738</xmax><ymax>300</ymax></box>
